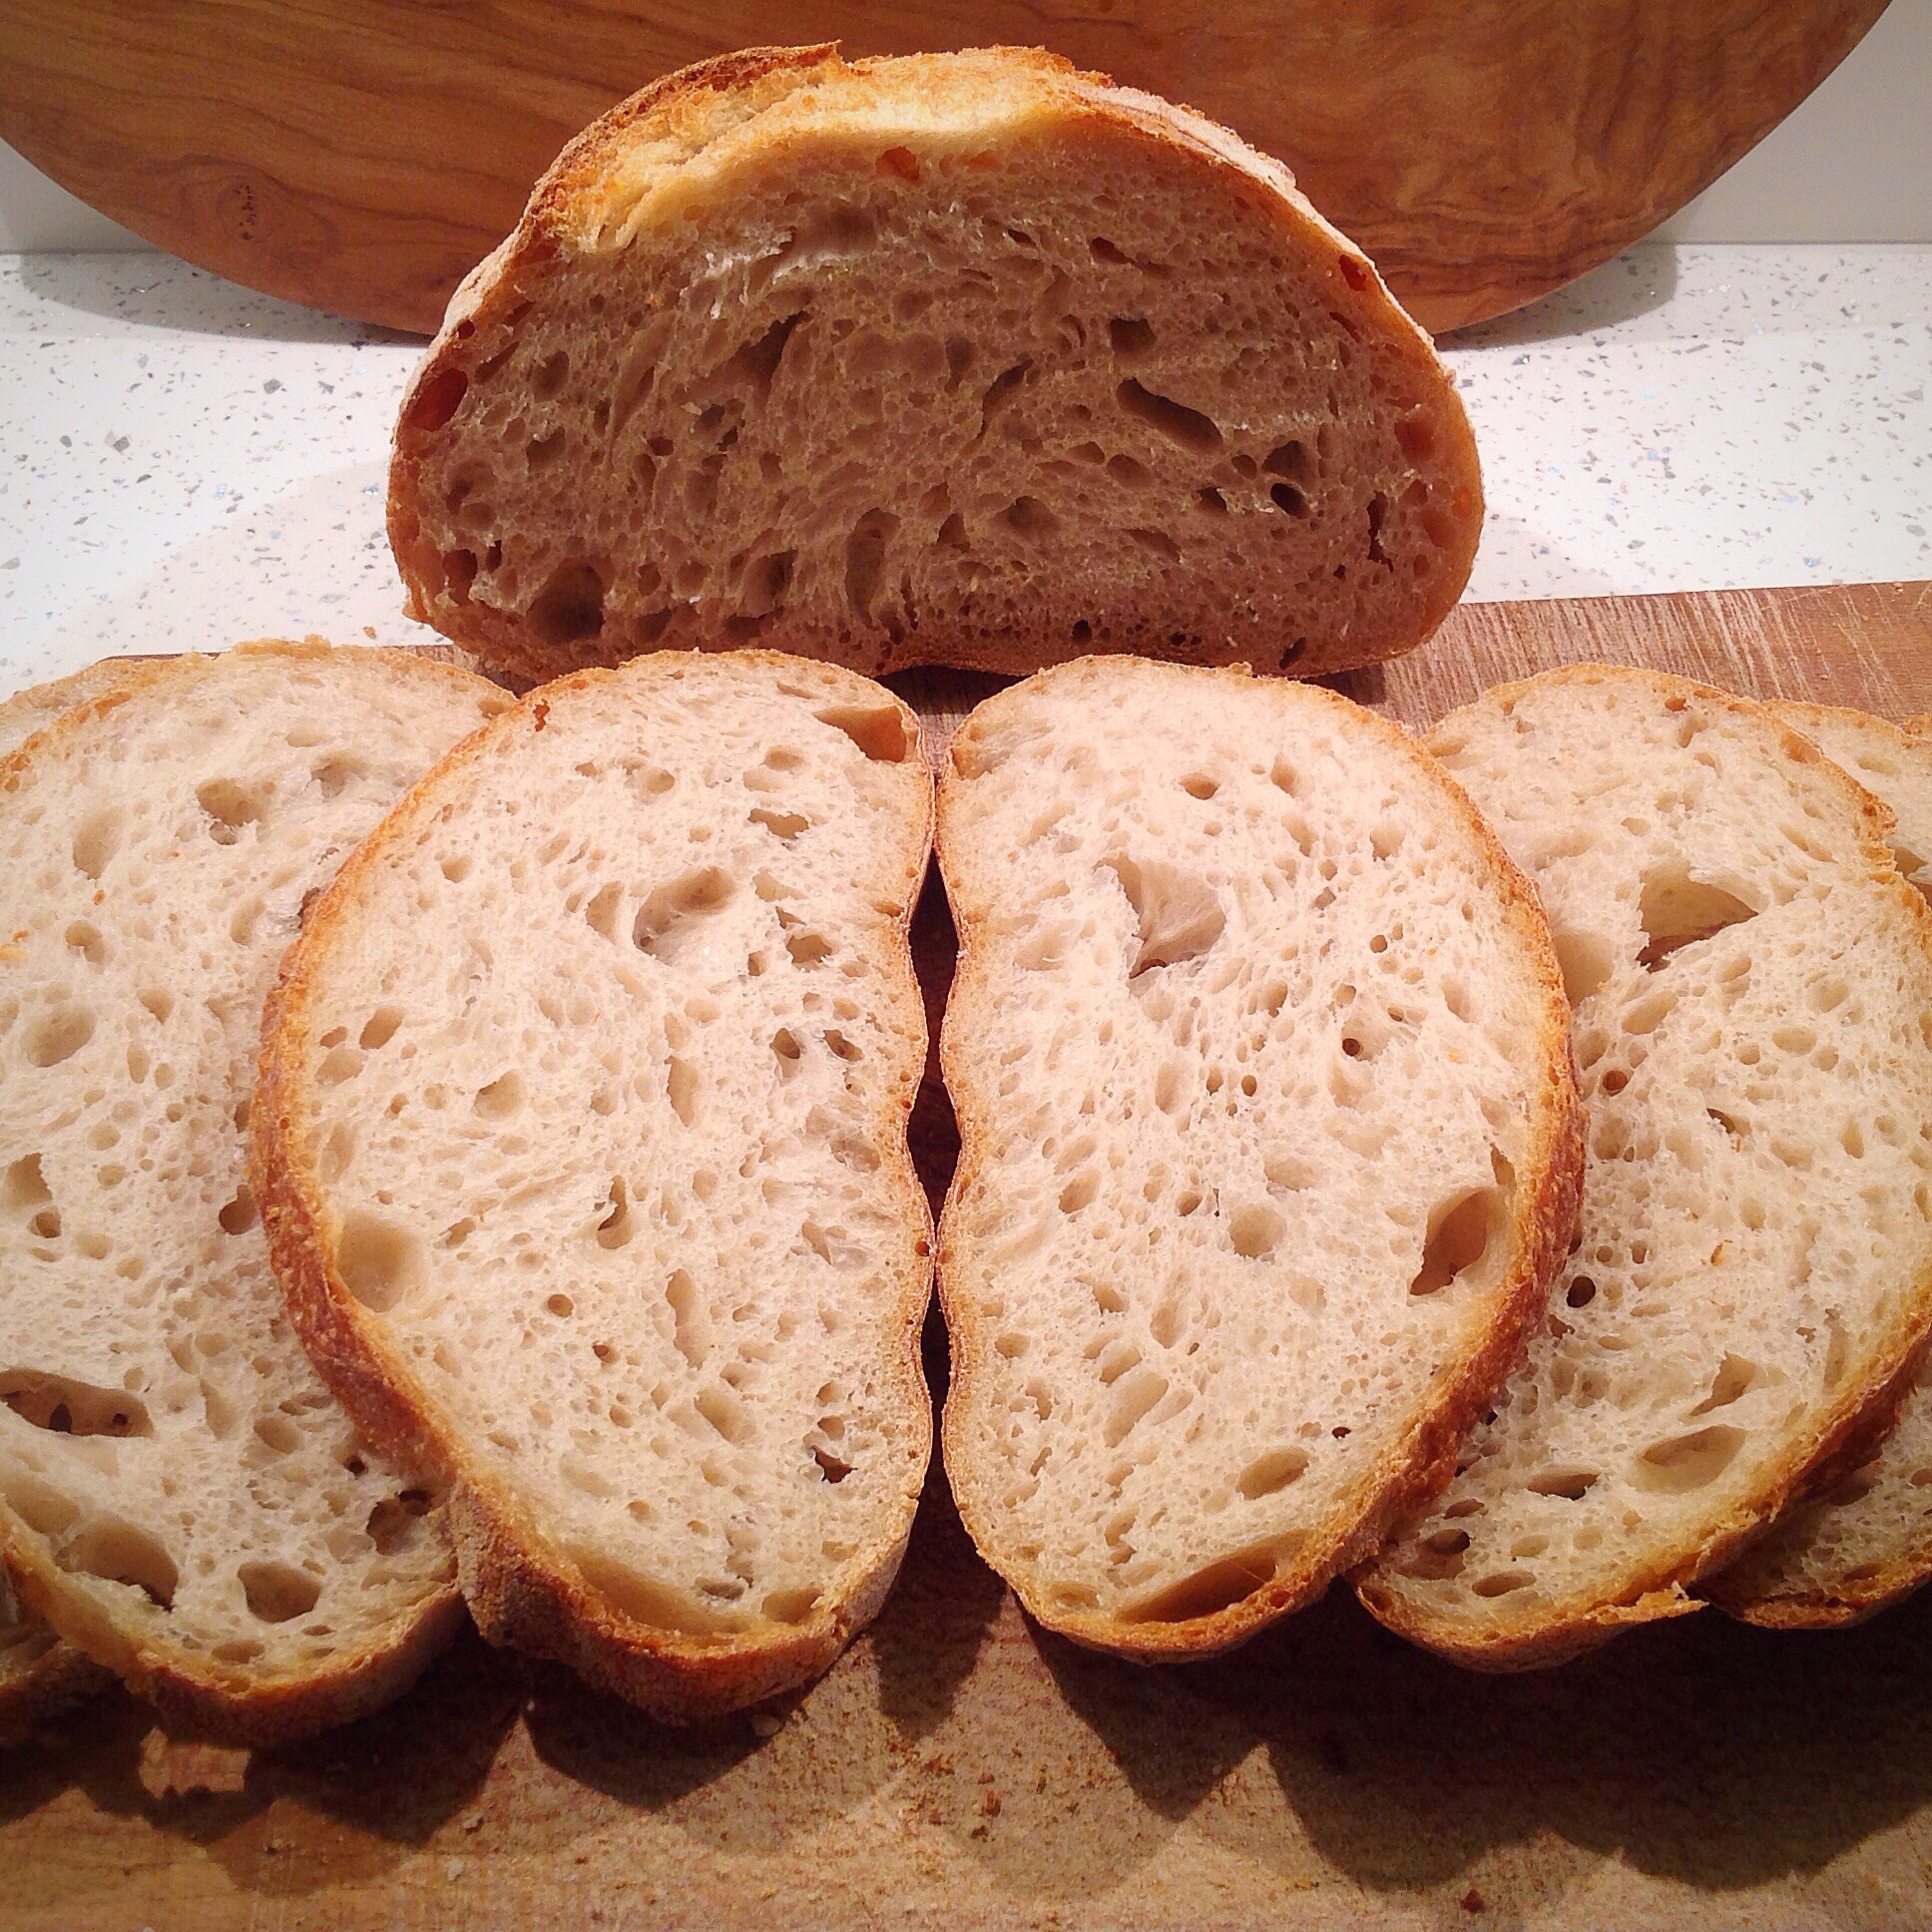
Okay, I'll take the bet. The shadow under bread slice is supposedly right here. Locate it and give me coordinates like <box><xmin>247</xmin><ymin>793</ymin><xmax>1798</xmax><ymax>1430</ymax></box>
<box><xmin>0</xmin><ymin>642</ymin><xmax>508</xmax><ymax>1740</ymax></box>
<box><xmin>252</xmin><ymin>651</ymin><xmax>934</xmax><ymax>1721</ymax></box>
<box><xmin>935</xmin><ymin>656</ymin><xmax>1583</xmax><ymax>1660</ymax></box>
<box><xmin>1358</xmin><ymin>667</ymin><xmax>1932</xmax><ymax>1667</ymax></box>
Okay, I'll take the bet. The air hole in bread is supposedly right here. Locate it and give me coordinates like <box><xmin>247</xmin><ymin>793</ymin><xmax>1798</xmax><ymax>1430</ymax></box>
<box><xmin>1104</xmin><ymin>1366</ymin><xmax>1170</xmax><ymax>1447</ymax></box>
<box><xmin>1395</xmin><ymin>413</ymin><xmax>1437</xmax><ymax>463</ymax></box>
<box><xmin>358</xmin><ymin>1006</ymin><xmax>404</xmax><ymax>1052</ymax></box>
<box><xmin>362</xmin><ymin>1488</ymin><xmax>431</xmax><ymax>1556</ymax></box>
<box><xmin>196</xmin><ymin>776</ymin><xmax>263</xmax><ymax>844</ymax></box>
<box><xmin>666</xmin><ymin>1056</ymin><xmax>699</xmax><ymax>1127</ymax></box>
<box><xmin>978</xmin><ymin>360</ymin><xmax>1031</xmax><ymax>436</ymax></box>
<box><xmin>1630</xmin><ymin>1423</ymin><xmax>1746</xmax><ymax>1493</ymax></box>
<box><xmin>515</xmin><ymin>428</ymin><xmax>568</xmax><ymax>479</ymax></box>
<box><xmin>1366</xmin><ymin>494</ymin><xmax>1390</xmax><ymax>564</ymax></box>
<box><xmin>1</xmin><ymin>1367</ymin><xmax>152</xmax><ymax>1437</ymax></box>
<box><xmin>1527</xmin><ymin>1467</ymin><xmax>1599</xmax><ymax>1501</ymax></box>
<box><xmin>217</xmin><ymin>1185</ymin><xmax>257</xmax><ymax>1235</ymax></box>
<box><xmin>721</xmin><ymin>311</ymin><xmax>803</xmax><ymax>401</ymax></box>
<box><xmin>3</xmin><ymin>1153</ymin><xmax>50</xmax><ymax>1209</ymax></box>
<box><xmin>812</xmin><ymin>1447</ymin><xmax>852</xmax><ymax>1484</ymax></box>
<box><xmin>1551</xmin><ymin>927</ymin><xmax>1614</xmax><ymax>1006</ymax></box>
<box><xmin>1637</xmin><ymin>867</ymin><xmax>1757</xmax><ymax>970</ymax></box>
<box><xmin>665</xmin><ymin>1267</ymin><xmax>706</xmax><ymax>1365</ymax></box>
<box><xmin>64</xmin><ymin>1518</ymin><xmax>178</xmax><ymax>1610</ymax></box>
<box><xmin>63</xmin><ymin>919</ymin><xmax>108</xmax><ymax>966</ymax></box>
<box><xmin>238</xmin><ymin>1560</ymin><xmax>321</xmax><ymax>1625</ymax></box>
<box><xmin>812</xmin><ymin>703</ymin><xmax>912</xmax><ymax>763</ymax></box>
<box><xmin>1116</xmin><ymin>378</ymin><xmax>1221</xmax><ymax>454</ymax></box>
<box><xmin>632</xmin><ymin>866</ymin><xmax>733</xmax><ymax>960</ymax></box>
<box><xmin>1237</xmin><ymin>1447</ymin><xmax>1308</xmax><ymax>1499</ymax></box>
<box><xmin>1690</xmin><ymin>1353</ymin><xmax>1760</xmax><ymax>1415</ymax></box>
<box><xmin>24</xmin><ymin>1004</ymin><xmax>94</xmax><ymax>1069</ymax></box>
<box><xmin>771</xmin><ymin>1027</ymin><xmax>803</xmax><ymax>1068</ymax></box>
<box><xmin>1103</xmin><ymin>855</ymin><xmax>1224</xmax><ymax>977</ymax></box>
<box><xmin>474</xmin><ymin>1071</ymin><xmax>523</xmax><ymax>1120</ymax></box>
<box><xmin>70</xmin><ymin>807</ymin><xmax>124</xmax><ymax>880</ymax></box>
<box><xmin>254</xmin><ymin>1413</ymin><xmax>300</xmax><ymax>1456</ymax></box>
<box><xmin>1108</xmin><ymin>316</ymin><xmax>1156</xmax><ymax>359</ymax></box>
<box><xmin>1003</xmin><ymin>497</ymin><xmax>1058</xmax><ymax>542</ymax></box>
<box><xmin>335</xmin><ymin>1211</ymin><xmax>423</xmax><ymax>1313</ymax></box>
<box><xmin>596</xmin><ymin>1177</ymin><xmax>635</xmax><ymax>1250</ymax></box>
<box><xmin>528</xmin><ymin>560</ymin><xmax>606</xmax><ymax>648</ymax></box>
<box><xmin>1228</xmin><ymin>1203</ymin><xmax>1284</xmax><ymax>1259</ymax></box>
<box><xmin>1120</xmin><ymin>1544</ymin><xmax>1277</xmax><ymax>1623</ymax></box>
<box><xmin>1410</xmin><ymin>1167</ymin><xmax>1509</xmax><ymax>1295</ymax></box>
<box><xmin>1469</xmin><ymin>1569</ymin><xmax>1533</xmax><ymax>1598</ymax></box>
<box><xmin>405</xmin><ymin>365</ymin><xmax>469</xmax><ymax>433</ymax></box>
<box><xmin>1129</xmin><ymin>526</ymin><xmax>1181</xmax><ymax>564</ymax></box>
<box><xmin>1262</xmin><ymin>439</ymin><xmax>1312</xmax><ymax>487</ymax></box>
<box><xmin>697</xmin><ymin>1386</ymin><xmax>746</xmax><ymax>1442</ymax></box>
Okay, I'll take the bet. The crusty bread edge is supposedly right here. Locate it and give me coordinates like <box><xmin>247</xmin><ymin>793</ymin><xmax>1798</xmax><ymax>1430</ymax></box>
<box><xmin>252</xmin><ymin>649</ymin><xmax>936</xmax><ymax>1722</ymax></box>
<box><xmin>933</xmin><ymin>656</ymin><xmax>1583</xmax><ymax>1662</ymax></box>
<box><xmin>386</xmin><ymin>43</ymin><xmax>1480</xmax><ymax>687</ymax></box>
<box><xmin>1354</xmin><ymin>662</ymin><xmax>1932</xmax><ymax>1670</ymax></box>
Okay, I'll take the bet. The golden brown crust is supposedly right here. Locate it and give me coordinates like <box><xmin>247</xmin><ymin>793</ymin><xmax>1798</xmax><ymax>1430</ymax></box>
<box><xmin>1354</xmin><ymin>663</ymin><xmax>1932</xmax><ymax>1671</ymax></box>
<box><xmin>253</xmin><ymin>650</ymin><xmax>935</xmax><ymax>1722</ymax></box>
<box><xmin>387</xmin><ymin>45</ymin><xmax>1480</xmax><ymax>687</ymax></box>
<box><xmin>933</xmin><ymin>657</ymin><xmax>1581</xmax><ymax>1661</ymax></box>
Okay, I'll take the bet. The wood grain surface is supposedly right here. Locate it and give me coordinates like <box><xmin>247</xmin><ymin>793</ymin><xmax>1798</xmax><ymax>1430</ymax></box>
<box><xmin>7</xmin><ymin>581</ymin><xmax>1932</xmax><ymax>1932</ymax></box>
<box><xmin>0</xmin><ymin>0</ymin><xmax>1889</xmax><ymax>334</ymax></box>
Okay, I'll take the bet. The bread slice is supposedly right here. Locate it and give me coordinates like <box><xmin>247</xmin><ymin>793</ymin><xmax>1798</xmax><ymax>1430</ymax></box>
<box><xmin>0</xmin><ymin>659</ymin><xmax>165</xmax><ymax>760</ymax></box>
<box><xmin>0</xmin><ymin>642</ymin><xmax>508</xmax><ymax>1740</ymax></box>
<box><xmin>934</xmin><ymin>658</ymin><xmax>1582</xmax><ymax>1659</ymax></box>
<box><xmin>1700</xmin><ymin>702</ymin><xmax>1932</xmax><ymax>1626</ymax></box>
<box><xmin>0</xmin><ymin>660</ymin><xmax>173</xmax><ymax>1725</ymax></box>
<box><xmin>1357</xmin><ymin>667</ymin><xmax>1932</xmax><ymax>1668</ymax></box>
<box><xmin>0</xmin><ymin>1562</ymin><xmax>111</xmax><ymax>1745</ymax></box>
<box><xmin>388</xmin><ymin>44</ymin><xmax>1481</xmax><ymax>688</ymax></box>
<box><xmin>252</xmin><ymin>651</ymin><xmax>934</xmax><ymax>1720</ymax></box>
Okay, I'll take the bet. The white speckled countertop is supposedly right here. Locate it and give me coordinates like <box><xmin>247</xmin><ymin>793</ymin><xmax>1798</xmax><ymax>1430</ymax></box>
<box><xmin>1</xmin><ymin>242</ymin><xmax>1927</xmax><ymax>693</ymax></box>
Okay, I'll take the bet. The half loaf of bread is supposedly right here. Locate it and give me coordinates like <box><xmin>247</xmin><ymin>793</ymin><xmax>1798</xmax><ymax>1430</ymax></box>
<box><xmin>388</xmin><ymin>44</ymin><xmax>1481</xmax><ymax>687</ymax></box>
<box><xmin>1700</xmin><ymin>701</ymin><xmax>1932</xmax><ymax>1627</ymax></box>
<box><xmin>935</xmin><ymin>658</ymin><xmax>1582</xmax><ymax>1658</ymax></box>
<box><xmin>253</xmin><ymin>651</ymin><xmax>934</xmax><ymax>1719</ymax></box>
<box><xmin>1358</xmin><ymin>668</ymin><xmax>1932</xmax><ymax>1668</ymax></box>
<box><xmin>0</xmin><ymin>644</ymin><xmax>506</xmax><ymax>1740</ymax></box>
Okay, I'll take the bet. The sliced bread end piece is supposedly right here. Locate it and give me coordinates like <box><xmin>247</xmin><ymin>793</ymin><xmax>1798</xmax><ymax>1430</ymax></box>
<box><xmin>389</xmin><ymin>44</ymin><xmax>1479</xmax><ymax>686</ymax></box>
<box><xmin>1357</xmin><ymin>667</ymin><xmax>1932</xmax><ymax>1669</ymax></box>
<box><xmin>936</xmin><ymin>657</ymin><xmax>1582</xmax><ymax>1660</ymax></box>
<box><xmin>254</xmin><ymin>651</ymin><xmax>935</xmax><ymax>1720</ymax></box>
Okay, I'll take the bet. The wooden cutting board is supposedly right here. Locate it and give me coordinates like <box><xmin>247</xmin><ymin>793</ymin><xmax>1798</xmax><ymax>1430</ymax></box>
<box><xmin>7</xmin><ymin>580</ymin><xmax>1932</xmax><ymax>1932</ymax></box>
<box><xmin>0</xmin><ymin>0</ymin><xmax>1888</xmax><ymax>335</ymax></box>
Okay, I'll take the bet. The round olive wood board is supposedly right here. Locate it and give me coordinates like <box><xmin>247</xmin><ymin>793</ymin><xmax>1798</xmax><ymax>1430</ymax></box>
<box><xmin>0</xmin><ymin>0</ymin><xmax>1889</xmax><ymax>335</ymax></box>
